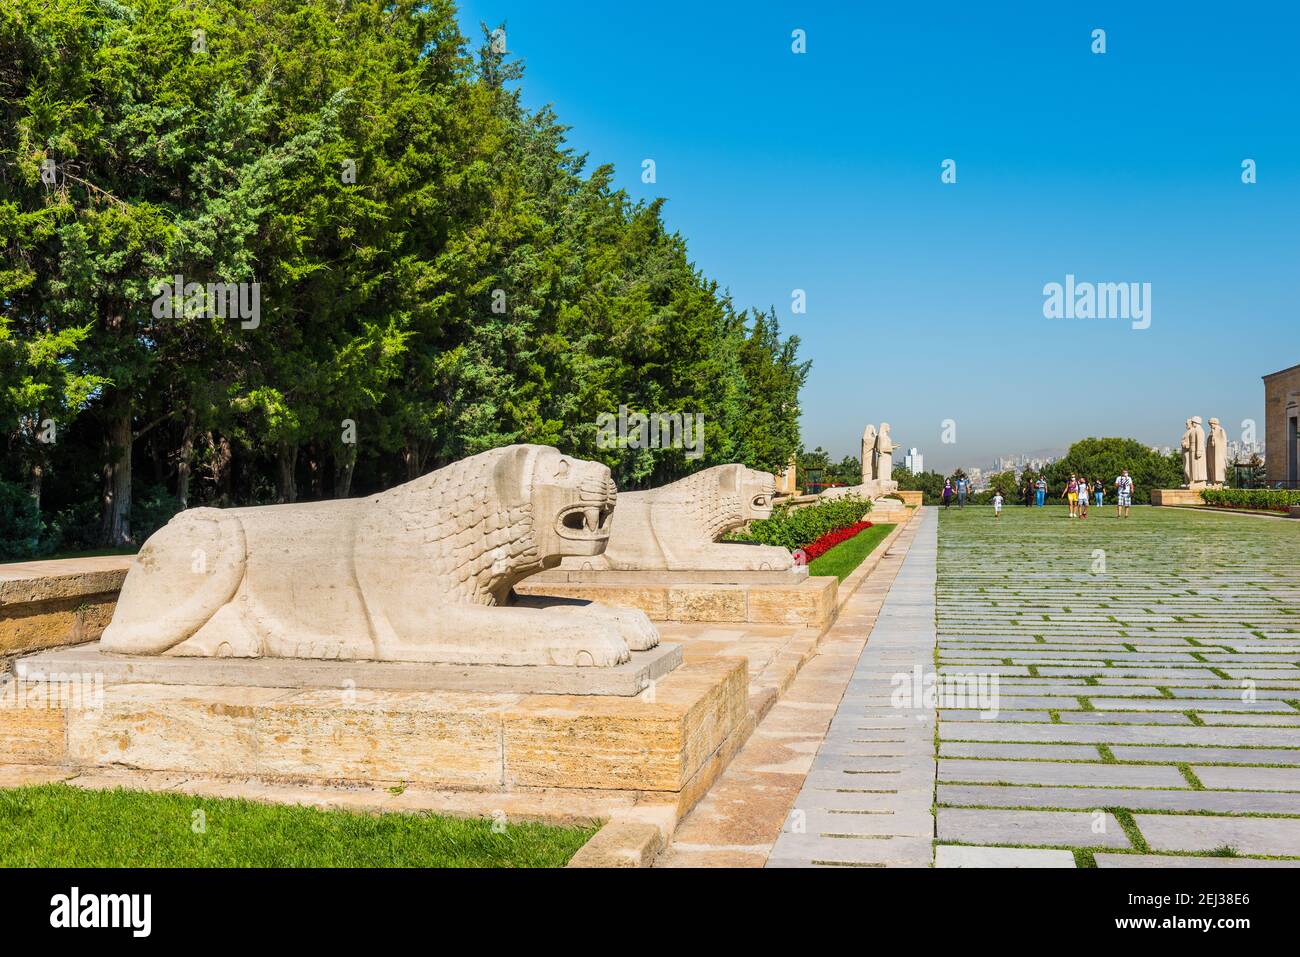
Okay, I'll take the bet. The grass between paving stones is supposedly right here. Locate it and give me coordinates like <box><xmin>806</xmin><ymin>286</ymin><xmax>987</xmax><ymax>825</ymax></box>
<box><xmin>0</xmin><ymin>784</ymin><xmax>597</xmax><ymax>867</ymax></box>
<box><xmin>806</xmin><ymin>523</ymin><xmax>894</xmax><ymax>581</ymax></box>
<box><xmin>933</xmin><ymin>506</ymin><xmax>1300</xmax><ymax>863</ymax></box>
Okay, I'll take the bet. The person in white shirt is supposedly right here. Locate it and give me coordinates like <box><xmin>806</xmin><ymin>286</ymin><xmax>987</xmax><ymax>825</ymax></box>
<box><xmin>992</xmin><ymin>491</ymin><xmax>1003</xmax><ymax>518</ymax></box>
<box><xmin>1115</xmin><ymin>469</ymin><xmax>1134</xmax><ymax>518</ymax></box>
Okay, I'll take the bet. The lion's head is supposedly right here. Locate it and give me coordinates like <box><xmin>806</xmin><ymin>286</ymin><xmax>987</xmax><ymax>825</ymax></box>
<box><xmin>679</xmin><ymin>463</ymin><xmax>778</xmax><ymax>541</ymax></box>
<box><xmin>495</xmin><ymin>445</ymin><xmax>617</xmax><ymax>563</ymax></box>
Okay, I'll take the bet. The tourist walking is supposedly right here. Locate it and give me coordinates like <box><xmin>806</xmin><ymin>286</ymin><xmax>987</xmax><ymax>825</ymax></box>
<box><xmin>942</xmin><ymin>479</ymin><xmax>953</xmax><ymax>509</ymax></box>
<box><xmin>1115</xmin><ymin>468</ymin><xmax>1134</xmax><ymax>518</ymax></box>
<box><xmin>1094</xmin><ymin>481</ymin><xmax>1104</xmax><ymax>507</ymax></box>
<box><xmin>993</xmin><ymin>490</ymin><xmax>1004</xmax><ymax>518</ymax></box>
<box><xmin>1078</xmin><ymin>479</ymin><xmax>1089</xmax><ymax>519</ymax></box>
<box><xmin>956</xmin><ymin>475</ymin><xmax>968</xmax><ymax>508</ymax></box>
<box><xmin>1035</xmin><ymin>476</ymin><xmax>1047</xmax><ymax>507</ymax></box>
<box><xmin>1023</xmin><ymin>481</ymin><xmax>1033</xmax><ymax>507</ymax></box>
<box><xmin>1063</xmin><ymin>474</ymin><xmax>1079</xmax><ymax>517</ymax></box>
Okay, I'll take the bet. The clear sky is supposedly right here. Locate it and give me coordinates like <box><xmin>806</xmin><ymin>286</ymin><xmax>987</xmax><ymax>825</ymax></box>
<box><xmin>455</xmin><ymin>1</ymin><xmax>1299</xmax><ymax>472</ymax></box>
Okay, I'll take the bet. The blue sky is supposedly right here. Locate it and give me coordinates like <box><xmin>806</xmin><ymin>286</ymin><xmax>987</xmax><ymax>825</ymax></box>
<box><xmin>456</xmin><ymin>1</ymin><xmax>1299</xmax><ymax>471</ymax></box>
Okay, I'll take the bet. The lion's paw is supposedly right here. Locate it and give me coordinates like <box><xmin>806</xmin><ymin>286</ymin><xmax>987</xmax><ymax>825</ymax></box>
<box><xmin>585</xmin><ymin>606</ymin><xmax>660</xmax><ymax>651</ymax></box>
<box><xmin>756</xmin><ymin>546</ymin><xmax>794</xmax><ymax>571</ymax></box>
<box><xmin>544</xmin><ymin>626</ymin><xmax>631</xmax><ymax>668</ymax></box>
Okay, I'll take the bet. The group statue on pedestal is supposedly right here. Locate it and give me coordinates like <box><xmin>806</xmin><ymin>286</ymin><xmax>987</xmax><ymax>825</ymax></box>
<box><xmin>1180</xmin><ymin>415</ymin><xmax>1228</xmax><ymax>488</ymax></box>
<box><xmin>861</xmin><ymin>422</ymin><xmax>899</xmax><ymax>487</ymax></box>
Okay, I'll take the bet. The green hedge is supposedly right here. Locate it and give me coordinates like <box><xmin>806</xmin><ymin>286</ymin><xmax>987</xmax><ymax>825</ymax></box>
<box><xmin>0</xmin><ymin>479</ymin><xmax>44</xmax><ymax>560</ymax></box>
<box><xmin>729</xmin><ymin>496</ymin><xmax>873</xmax><ymax>551</ymax></box>
<box><xmin>1201</xmin><ymin>488</ymin><xmax>1300</xmax><ymax>511</ymax></box>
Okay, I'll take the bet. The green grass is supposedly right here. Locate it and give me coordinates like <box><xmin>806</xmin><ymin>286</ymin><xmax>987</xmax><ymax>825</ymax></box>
<box><xmin>0</xmin><ymin>783</ymin><xmax>596</xmax><ymax>867</ymax></box>
<box><xmin>806</xmin><ymin>523</ymin><xmax>894</xmax><ymax>581</ymax></box>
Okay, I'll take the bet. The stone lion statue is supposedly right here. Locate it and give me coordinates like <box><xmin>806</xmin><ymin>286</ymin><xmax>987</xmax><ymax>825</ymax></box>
<box><xmin>100</xmin><ymin>445</ymin><xmax>658</xmax><ymax>667</ymax></box>
<box><xmin>561</xmin><ymin>464</ymin><xmax>793</xmax><ymax>571</ymax></box>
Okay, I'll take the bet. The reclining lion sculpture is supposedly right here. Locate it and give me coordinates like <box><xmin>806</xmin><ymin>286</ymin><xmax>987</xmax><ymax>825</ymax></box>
<box><xmin>100</xmin><ymin>445</ymin><xmax>658</xmax><ymax>667</ymax></box>
<box><xmin>561</xmin><ymin>464</ymin><xmax>793</xmax><ymax>571</ymax></box>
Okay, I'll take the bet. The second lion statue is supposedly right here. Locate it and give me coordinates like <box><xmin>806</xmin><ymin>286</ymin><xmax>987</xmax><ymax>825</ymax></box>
<box><xmin>561</xmin><ymin>464</ymin><xmax>794</xmax><ymax>572</ymax></box>
<box><xmin>100</xmin><ymin>445</ymin><xmax>659</xmax><ymax>667</ymax></box>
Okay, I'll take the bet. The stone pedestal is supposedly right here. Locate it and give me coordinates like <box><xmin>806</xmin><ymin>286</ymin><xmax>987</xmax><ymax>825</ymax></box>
<box><xmin>0</xmin><ymin>652</ymin><xmax>747</xmax><ymax>795</ymax></box>
<box><xmin>515</xmin><ymin>571</ymin><xmax>838</xmax><ymax>628</ymax></box>
<box><xmin>18</xmin><ymin>640</ymin><xmax>682</xmax><ymax>697</ymax></box>
<box><xmin>1151</xmin><ymin>488</ymin><xmax>1206</xmax><ymax>506</ymax></box>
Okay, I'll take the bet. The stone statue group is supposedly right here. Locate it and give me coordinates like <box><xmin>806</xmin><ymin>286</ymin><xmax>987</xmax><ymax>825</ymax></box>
<box><xmin>860</xmin><ymin>423</ymin><xmax>900</xmax><ymax>485</ymax></box>
<box><xmin>1181</xmin><ymin>416</ymin><xmax>1228</xmax><ymax>488</ymax></box>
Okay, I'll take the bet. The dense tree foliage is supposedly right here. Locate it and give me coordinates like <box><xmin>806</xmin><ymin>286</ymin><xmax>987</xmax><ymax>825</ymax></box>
<box><xmin>0</xmin><ymin>0</ymin><xmax>808</xmax><ymax>551</ymax></box>
<box><xmin>1037</xmin><ymin>438</ymin><xmax>1182</xmax><ymax>504</ymax></box>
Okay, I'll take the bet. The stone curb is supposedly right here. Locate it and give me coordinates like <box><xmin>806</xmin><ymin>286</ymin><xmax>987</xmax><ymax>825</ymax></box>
<box><xmin>567</xmin><ymin>821</ymin><xmax>663</xmax><ymax>868</ymax></box>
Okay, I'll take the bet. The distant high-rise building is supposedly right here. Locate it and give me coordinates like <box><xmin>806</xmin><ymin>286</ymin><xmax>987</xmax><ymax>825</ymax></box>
<box><xmin>905</xmin><ymin>447</ymin><xmax>923</xmax><ymax>473</ymax></box>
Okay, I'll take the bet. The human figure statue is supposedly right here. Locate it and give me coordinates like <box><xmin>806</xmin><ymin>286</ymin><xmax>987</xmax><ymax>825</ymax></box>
<box><xmin>1181</xmin><ymin>416</ymin><xmax>1207</xmax><ymax>487</ymax></box>
<box><xmin>1207</xmin><ymin>417</ymin><xmax>1228</xmax><ymax>486</ymax></box>
<box><xmin>874</xmin><ymin>423</ymin><xmax>899</xmax><ymax>484</ymax></box>
<box><xmin>861</xmin><ymin>424</ymin><xmax>877</xmax><ymax>484</ymax></box>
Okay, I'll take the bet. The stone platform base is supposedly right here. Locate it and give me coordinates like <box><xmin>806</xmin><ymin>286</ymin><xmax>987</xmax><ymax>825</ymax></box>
<box><xmin>0</xmin><ymin>654</ymin><xmax>747</xmax><ymax>797</ymax></box>
<box><xmin>19</xmin><ymin>641</ymin><xmax>681</xmax><ymax>697</ymax></box>
<box><xmin>1151</xmin><ymin>488</ymin><xmax>1206</xmax><ymax>506</ymax></box>
<box><xmin>887</xmin><ymin>490</ymin><xmax>923</xmax><ymax>507</ymax></box>
<box><xmin>515</xmin><ymin>570</ymin><xmax>837</xmax><ymax>627</ymax></box>
<box><xmin>0</xmin><ymin>555</ymin><xmax>132</xmax><ymax>658</ymax></box>
<box><xmin>867</xmin><ymin>502</ymin><xmax>910</xmax><ymax>523</ymax></box>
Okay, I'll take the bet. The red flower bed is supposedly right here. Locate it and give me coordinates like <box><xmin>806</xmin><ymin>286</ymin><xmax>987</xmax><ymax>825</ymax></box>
<box><xmin>803</xmin><ymin>521</ymin><xmax>873</xmax><ymax>561</ymax></box>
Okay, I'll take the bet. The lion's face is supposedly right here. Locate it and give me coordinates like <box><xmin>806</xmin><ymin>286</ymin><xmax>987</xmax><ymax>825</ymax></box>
<box><xmin>740</xmin><ymin>468</ymin><xmax>777</xmax><ymax>521</ymax></box>
<box><xmin>709</xmin><ymin>464</ymin><xmax>777</xmax><ymax>533</ymax></box>
<box><xmin>521</xmin><ymin>446</ymin><xmax>617</xmax><ymax>559</ymax></box>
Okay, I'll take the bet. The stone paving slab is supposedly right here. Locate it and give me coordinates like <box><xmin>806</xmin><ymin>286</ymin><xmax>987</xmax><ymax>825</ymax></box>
<box><xmin>1109</xmin><ymin>745</ymin><xmax>1300</xmax><ymax>765</ymax></box>
<box><xmin>935</xmin><ymin>845</ymin><xmax>1076</xmax><ymax>868</ymax></box>
<box><xmin>1094</xmin><ymin>853</ymin><xmax>1300</xmax><ymax>868</ymax></box>
<box><xmin>936</xmin><ymin>808</ymin><xmax>1129</xmax><ymax>848</ymax></box>
<box><xmin>938</xmin><ymin>759</ymin><xmax>1187</xmax><ymax>788</ymax></box>
<box><xmin>939</xmin><ymin>742</ymin><xmax>1103</xmax><ymax>760</ymax></box>
<box><xmin>1191</xmin><ymin>765</ymin><xmax>1300</xmax><ymax>791</ymax></box>
<box><xmin>939</xmin><ymin>784</ymin><xmax>1300</xmax><ymax>814</ymax></box>
<box><xmin>1134</xmin><ymin>814</ymin><xmax>1300</xmax><ymax>856</ymax></box>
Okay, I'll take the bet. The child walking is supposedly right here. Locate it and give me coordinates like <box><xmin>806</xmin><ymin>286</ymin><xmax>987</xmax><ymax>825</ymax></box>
<box><xmin>993</xmin><ymin>490</ymin><xmax>1003</xmax><ymax>518</ymax></box>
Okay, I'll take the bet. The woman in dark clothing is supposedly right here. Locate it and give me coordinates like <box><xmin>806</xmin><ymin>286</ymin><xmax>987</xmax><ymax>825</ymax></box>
<box><xmin>941</xmin><ymin>480</ymin><xmax>954</xmax><ymax>509</ymax></box>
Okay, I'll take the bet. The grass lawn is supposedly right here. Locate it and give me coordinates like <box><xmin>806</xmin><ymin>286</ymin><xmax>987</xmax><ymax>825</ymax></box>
<box><xmin>807</xmin><ymin>523</ymin><xmax>894</xmax><ymax>581</ymax></box>
<box><xmin>0</xmin><ymin>783</ymin><xmax>596</xmax><ymax>867</ymax></box>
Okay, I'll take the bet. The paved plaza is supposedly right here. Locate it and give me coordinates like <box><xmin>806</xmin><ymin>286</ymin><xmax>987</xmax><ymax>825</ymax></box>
<box><xmin>764</xmin><ymin>505</ymin><xmax>1300</xmax><ymax>867</ymax></box>
<box><xmin>937</xmin><ymin>504</ymin><xmax>1300</xmax><ymax>866</ymax></box>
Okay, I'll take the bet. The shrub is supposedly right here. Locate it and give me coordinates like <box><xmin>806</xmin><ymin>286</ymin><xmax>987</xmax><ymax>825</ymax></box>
<box><xmin>1201</xmin><ymin>488</ymin><xmax>1300</xmax><ymax>512</ymax></box>
<box><xmin>132</xmin><ymin>484</ymin><xmax>183</xmax><ymax>543</ymax></box>
<box><xmin>0</xmin><ymin>479</ymin><xmax>45</xmax><ymax>560</ymax></box>
<box><xmin>730</xmin><ymin>495</ymin><xmax>873</xmax><ymax>551</ymax></box>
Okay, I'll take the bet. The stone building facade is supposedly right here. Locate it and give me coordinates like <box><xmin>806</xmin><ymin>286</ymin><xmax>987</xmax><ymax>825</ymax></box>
<box><xmin>1263</xmin><ymin>362</ymin><xmax>1300</xmax><ymax>485</ymax></box>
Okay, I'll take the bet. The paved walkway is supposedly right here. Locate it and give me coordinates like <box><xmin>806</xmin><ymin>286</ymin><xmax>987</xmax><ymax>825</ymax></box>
<box><xmin>935</xmin><ymin>505</ymin><xmax>1300</xmax><ymax>867</ymax></box>
<box><xmin>767</xmin><ymin>508</ymin><xmax>938</xmax><ymax>866</ymax></box>
<box><xmin>655</xmin><ymin>512</ymin><xmax>924</xmax><ymax>867</ymax></box>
